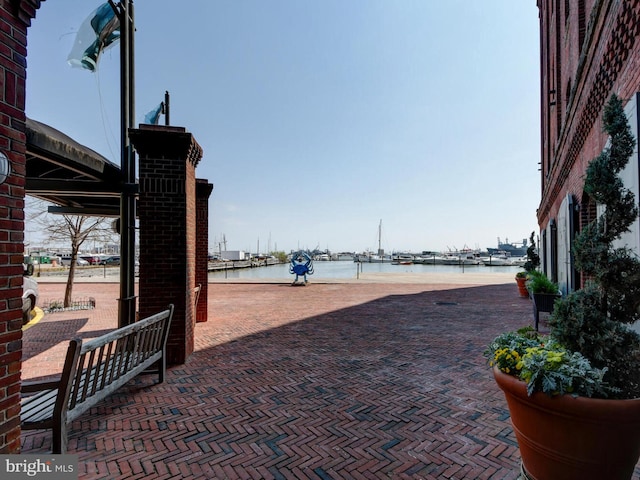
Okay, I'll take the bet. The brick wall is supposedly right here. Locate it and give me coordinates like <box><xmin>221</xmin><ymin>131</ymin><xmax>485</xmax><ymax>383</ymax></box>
<box><xmin>0</xmin><ymin>0</ymin><xmax>42</xmax><ymax>454</ymax></box>
<box><xmin>131</xmin><ymin>125</ymin><xmax>203</xmax><ymax>364</ymax></box>
<box><xmin>537</xmin><ymin>1</ymin><xmax>640</xmax><ymax>257</ymax></box>
<box><xmin>195</xmin><ymin>179</ymin><xmax>213</xmax><ymax>323</ymax></box>
<box><xmin>0</xmin><ymin>0</ymin><xmax>41</xmax><ymax>453</ymax></box>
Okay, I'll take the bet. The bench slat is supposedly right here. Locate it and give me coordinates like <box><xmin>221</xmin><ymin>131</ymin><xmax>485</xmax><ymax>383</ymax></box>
<box><xmin>21</xmin><ymin>389</ymin><xmax>58</xmax><ymax>425</ymax></box>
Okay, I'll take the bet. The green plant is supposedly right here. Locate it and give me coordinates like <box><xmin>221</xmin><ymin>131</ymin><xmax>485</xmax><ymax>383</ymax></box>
<box><xmin>549</xmin><ymin>94</ymin><xmax>640</xmax><ymax>399</ymax></box>
<box><xmin>526</xmin><ymin>270</ymin><xmax>559</xmax><ymax>294</ymax></box>
<box><xmin>515</xmin><ymin>271</ymin><xmax>527</xmax><ymax>279</ymax></box>
<box><xmin>47</xmin><ymin>300</ymin><xmax>64</xmax><ymax>312</ymax></box>
<box><xmin>486</xmin><ymin>327</ymin><xmax>610</xmax><ymax>397</ymax></box>
<box><xmin>270</xmin><ymin>250</ymin><xmax>288</xmax><ymax>263</ymax></box>
<box><xmin>523</xmin><ymin>231</ymin><xmax>540</xmax><ymax>273</ymax></box>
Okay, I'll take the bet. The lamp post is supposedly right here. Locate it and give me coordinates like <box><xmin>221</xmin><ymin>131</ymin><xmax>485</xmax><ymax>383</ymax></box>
<box><xmin>110</xmin><ymin>0</ymin><xmax>136</xmax><ymax>327</ymax></box>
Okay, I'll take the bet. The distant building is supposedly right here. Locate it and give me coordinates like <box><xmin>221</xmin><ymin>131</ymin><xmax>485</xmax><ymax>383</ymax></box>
<box><xmin>536</xmin><ymin>1</ymin><xmax>640</xmax><ymax>294</ymax></box>
<box><xmin>221</xmin><ymin>250</ymin><xmax>247</xmax><ymax>261</ymax></box>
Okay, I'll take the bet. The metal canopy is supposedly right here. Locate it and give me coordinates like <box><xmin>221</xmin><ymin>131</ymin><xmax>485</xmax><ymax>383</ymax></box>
<box><xmin>25</xmin><ymin>117</ymin><xmax>125</xmax><ymax>216</ymax></box>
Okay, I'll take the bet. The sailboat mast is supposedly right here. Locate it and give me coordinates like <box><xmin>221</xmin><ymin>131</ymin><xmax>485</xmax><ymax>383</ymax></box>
<box><xmin>378</xmin><ymin>219</ymin><xmax>382</xmax><ymax>256</ymax></box>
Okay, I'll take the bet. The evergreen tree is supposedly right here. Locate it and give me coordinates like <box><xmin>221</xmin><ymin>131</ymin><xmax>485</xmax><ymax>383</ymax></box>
<box><xmin>523</xmin><ymin>231</ymin><xmax>540</xmax><ymax>273</ymax></box>
<box><xmin>550</xmin><ymin>94</ymin><xmax>640</xmax><ymax>398</ymax></box>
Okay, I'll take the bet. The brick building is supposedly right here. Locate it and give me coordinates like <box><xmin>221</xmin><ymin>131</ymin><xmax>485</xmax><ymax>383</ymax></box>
<box><xmin>537</xmin><ymin>0</ymin><xmax>640</xmax><ymax>294</ymax></box>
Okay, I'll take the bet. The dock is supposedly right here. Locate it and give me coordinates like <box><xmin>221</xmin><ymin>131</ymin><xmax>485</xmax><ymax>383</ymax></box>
<box><xmin>207</xmin><ymin>258</ymin><xmax>280</xmax><ymax>272</ymax></box>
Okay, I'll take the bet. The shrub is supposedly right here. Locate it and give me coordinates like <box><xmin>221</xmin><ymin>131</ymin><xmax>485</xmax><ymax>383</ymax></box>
<box><xmin>526</xmin><ymin>270</ymin><xmax>559</xmax><ymax>295</ymax></box>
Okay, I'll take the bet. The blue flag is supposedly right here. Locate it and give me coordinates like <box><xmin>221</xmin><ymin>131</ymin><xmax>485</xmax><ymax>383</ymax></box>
<box><xmin>68</xmin><ymin>3</ymin><xmax>120</xmax><ymax>72</ymax></box>
<box><xmin>143</xmin><ymin>103</ymin><xmax>164</xmax><ymax>125</ymax></box>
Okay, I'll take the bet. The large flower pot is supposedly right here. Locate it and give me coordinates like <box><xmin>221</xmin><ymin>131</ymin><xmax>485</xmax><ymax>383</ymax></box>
<box><xmin>493</xmin><ymin>367</ymin><xmax>640</xmax><ymax>480</ymax></box>
<box><xmin>515</xmin><ymin>276</ymin><xmax>529</xmax><ymax>297</ymax></box>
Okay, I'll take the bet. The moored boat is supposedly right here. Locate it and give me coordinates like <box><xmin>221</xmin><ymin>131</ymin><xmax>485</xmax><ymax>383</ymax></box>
<box><xmin>392</xmin><ymin>253</ymin><xmax>414</xmax><ymax>265</ymax></box>
<box><xmin>481</xmin><ymin>254</ymin><xmax>514</xmax><ymax>266</ymax></box>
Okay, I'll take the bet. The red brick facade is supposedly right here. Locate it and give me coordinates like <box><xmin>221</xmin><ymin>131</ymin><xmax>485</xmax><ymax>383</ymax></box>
<box><xmin>196</xmin><ymin>179</ymin><xmax>213</xmax><ymax>323</ymax></box>
<box><xmin>537</xmin><ymin>0</ymin><xmax>640</xmax><ymax>288</ymax></box>
<box><xmin>131</xmin><ymin>125</ymin><xmax>204</xmax><ymax>365</ymax></box>
<box><xmin>0</xmin><ymin>0</ymin><xmax>42</xmax><ymax>453</ymax></box>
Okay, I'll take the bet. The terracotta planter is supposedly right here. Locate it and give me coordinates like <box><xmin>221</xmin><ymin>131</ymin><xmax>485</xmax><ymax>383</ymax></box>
<box><xmin>515</xmin><ymin>276</ymin><xmax>529</xmax><ymax>297</ymax></box>
<box><xmin>493</xmin><ymin>367</ymin><xmax>640</xmax><ymax>480</ymax></box>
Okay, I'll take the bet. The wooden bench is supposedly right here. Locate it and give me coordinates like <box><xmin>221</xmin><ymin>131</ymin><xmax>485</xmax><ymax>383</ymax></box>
<box><xmin>21</xmin><ymin>304</ymin><xmax>174</xmax><ymax>454</ymax></box>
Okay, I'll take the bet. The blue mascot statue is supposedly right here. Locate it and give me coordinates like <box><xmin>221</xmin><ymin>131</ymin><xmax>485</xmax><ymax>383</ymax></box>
<box><xmin>289</xmin><ymin>251</ymin><xmax>314</xmax><ymax>285</ymax></box>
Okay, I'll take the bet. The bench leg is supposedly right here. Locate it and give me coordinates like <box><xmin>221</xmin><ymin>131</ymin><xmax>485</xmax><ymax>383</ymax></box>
<box><xmin>158</xmin><ymin>357</ymin><xmax>166</xmax><ymax>384</ymax></box>
<box><xmin>51</xmin><ymin>422</ymin><xmax>68</xmax><ymax>454</ymax></box>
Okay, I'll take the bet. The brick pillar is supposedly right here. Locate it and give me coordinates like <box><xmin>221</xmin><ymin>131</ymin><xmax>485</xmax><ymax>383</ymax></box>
<box><xmin>130</xmin><ymin>125</ymin><xmax>203</xmax><ymax>365</ymax></box>
<box><xmin>0</xmin><ymin>0</ymin><xmax>41</xmax><ymax>454</ymax></box>
<box><xmin>195</xmin><ymin>179</ymin><xmax>213</xmax><ymax>322</ymax></box>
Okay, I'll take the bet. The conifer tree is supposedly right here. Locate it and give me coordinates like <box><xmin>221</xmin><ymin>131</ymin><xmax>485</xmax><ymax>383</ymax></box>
<box><xmin>550</xmin><ymin>94</ymin><xmax>640</xmax><ymax>398</ymax></box>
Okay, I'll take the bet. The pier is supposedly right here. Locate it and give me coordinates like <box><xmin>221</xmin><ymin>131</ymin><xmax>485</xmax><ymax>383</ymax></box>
<box><xmin>207</xmin><ymin>258</ymin><xmax>280</xmax><ymax>272</ymax></box>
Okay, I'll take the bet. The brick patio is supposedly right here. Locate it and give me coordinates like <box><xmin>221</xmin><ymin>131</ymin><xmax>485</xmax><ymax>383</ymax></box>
<box><xmin>20</xmin><ymin>279</ymin><xmax>630</xmax><ymax>479</ymax></box>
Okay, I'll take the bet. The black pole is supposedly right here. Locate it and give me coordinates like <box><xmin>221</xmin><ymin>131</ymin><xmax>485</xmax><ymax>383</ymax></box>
<box><xmin>165</xmin><ymin>90</ymin><xmax>170</xmax><ymax>126</ymax></box>
<box><xmin>118</xmin><ymin>0</ymin><xmax>137</xmax><ymax>327</ymax></box>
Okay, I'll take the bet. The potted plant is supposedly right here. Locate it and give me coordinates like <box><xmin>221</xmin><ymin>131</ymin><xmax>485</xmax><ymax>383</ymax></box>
<box><xmin>515</xmin><ymin>232</ymin><xmax>541</xmax><ymax>297</ymax></box>
<box><xmin>526</xmin><ymin>270</ymin><xmax>561</xmax><ymax>330</ymax></box>
<box><xmin>486</xmin><ymin>95</ymin><xmax>640</xmax><ymax>480</ymax></box>
<box><xmin>515</xmin><ymin>270</ymin><xmax>529</xmax><ymax>297</ymax></box>
<box><xmin>525</xmin><ymin>269</ymin><xmax>558</xmax><ymax>295</ymax></box>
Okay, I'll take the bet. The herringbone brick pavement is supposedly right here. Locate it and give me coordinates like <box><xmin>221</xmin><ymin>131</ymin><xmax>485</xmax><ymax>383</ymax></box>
<box><xmin>20</xmin><ymin>280</ymin><xmax>640</xmax><ymax>479</ymax></box>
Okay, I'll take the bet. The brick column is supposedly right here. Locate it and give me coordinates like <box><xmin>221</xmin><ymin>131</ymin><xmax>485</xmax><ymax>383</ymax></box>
<box><xmin>195</xmin><ymin>179</ymin><xmax>213</xmax><ymax>322</ymax></box>
<box><xmin>130</xmin><ymin>125</ymin><xmax>203</xmax><ymax>365</ymax></box>
<box><xmin>0</xmin><ymin>0</ymin><xmax>41</xmax><ymax>454</ymax></box>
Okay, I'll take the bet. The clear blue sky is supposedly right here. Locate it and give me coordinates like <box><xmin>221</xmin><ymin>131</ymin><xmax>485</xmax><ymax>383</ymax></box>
<box><xmin>26</xmin><ymin>1</ymin><xmax>541</xmax><ymax>254</ymax></box>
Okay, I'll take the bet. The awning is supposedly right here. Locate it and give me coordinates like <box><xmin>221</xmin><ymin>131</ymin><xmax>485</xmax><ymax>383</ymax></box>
<box><xmin>25</xmin><ymin>117</ymin><xmax>124</xmax><ymax>216</ymax></box>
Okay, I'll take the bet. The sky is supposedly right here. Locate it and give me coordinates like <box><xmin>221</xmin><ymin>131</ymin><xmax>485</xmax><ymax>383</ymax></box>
<box><xmin>25</xmin><ymin>1</ymin><xmax>541</xmax><ymax>255</ymax></box>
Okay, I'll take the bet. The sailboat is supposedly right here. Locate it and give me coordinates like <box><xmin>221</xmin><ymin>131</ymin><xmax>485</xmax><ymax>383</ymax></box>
<box><xmin>355</xmin><ymin>220</ymin><xmax>391</xmax><ymax>263</ymax></box>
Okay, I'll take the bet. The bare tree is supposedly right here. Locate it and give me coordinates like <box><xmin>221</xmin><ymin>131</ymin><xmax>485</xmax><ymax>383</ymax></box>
<box><xmin>27</xmin><ymin>199</ymin><xmax>116</xmax><ymax>307</ymax></box>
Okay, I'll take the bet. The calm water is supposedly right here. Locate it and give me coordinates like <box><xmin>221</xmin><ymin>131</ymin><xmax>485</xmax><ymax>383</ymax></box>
<box><xmin>208</xmin><ymin>260</ymin><xmax>522</xmax><ymax>280</ymax></box>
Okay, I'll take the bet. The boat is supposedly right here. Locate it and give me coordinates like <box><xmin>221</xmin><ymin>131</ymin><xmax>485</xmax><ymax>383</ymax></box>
<box><xmin>392</xmin><ymin>253</ymin><xmax>414</xmax><ymax>265</ymax></box>
<box><xmin>419</xmin><ymin>253</ymin><xmax>448</xmax><ymax>265</ymax></box>
<box><xmin>511</xmin><ymin>256</ymin><xmax>528</xmax><ymax>267</ymax></box>
<box><xmin>440</xmin><ymin>254</ymin><xmax>463</xmax><ymax>265</ymax></box>
<box><xmin>456</xmin><ymin>249</ymin><xmax>482</xmax><ymax>265</ymax></box>
<box><xmin>356</xmin><ymin>220</ymin><xmax>392</xmax><ymax>263</ymax></box>
<box><xmin>481</xmin><ymin>253</ymin><xmax>514</xmax><ymax>266</ymax></box>
<box><xmin>438</xmin><ymin>248</ymin><xmax>482</xmax><ymax>266</ymax></box>
<box><xmin>355</xmin><ymin>252</ymin><xmax>384</xmax><ymax>263</ymax></box>
<box><xmin>354</xmin><ymin>251</ymin><xmax>392</xmax><ymax>263</ymax></box>
<box><xmin>487</xmin><ymin>237</ymin><xmax>528</xmax><ymax>257</ymax></box>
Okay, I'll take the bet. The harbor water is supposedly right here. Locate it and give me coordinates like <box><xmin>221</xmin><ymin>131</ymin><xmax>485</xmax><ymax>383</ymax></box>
<box><xmin>208</xmin><ymin>260</ymin><xmax>522</xmax><ymax>281</ymax></box>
